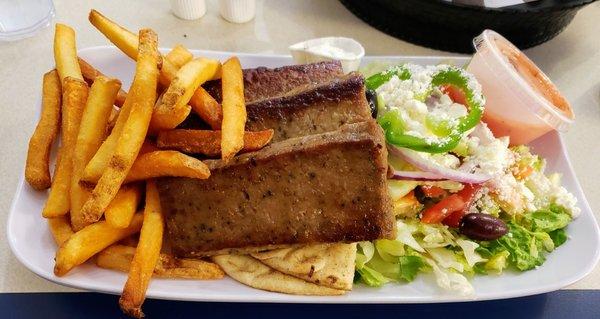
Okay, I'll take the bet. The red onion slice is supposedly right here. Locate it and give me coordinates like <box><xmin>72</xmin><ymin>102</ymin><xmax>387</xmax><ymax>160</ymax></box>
<box><xmin>388</xmin><ymin>144</ymin><xmax>492</xmax><ymax>184</ymax></box>
<box><xmin>390</xmin><ymin>170</ymin><xmax>448</xmax><ymax>181</ymax></box>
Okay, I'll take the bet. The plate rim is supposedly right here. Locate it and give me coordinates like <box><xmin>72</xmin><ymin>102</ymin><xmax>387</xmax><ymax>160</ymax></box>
<box><xmin>7</xmin><ymin>46</ymin><xmax>600</xmax><ymax>303</ymax></box>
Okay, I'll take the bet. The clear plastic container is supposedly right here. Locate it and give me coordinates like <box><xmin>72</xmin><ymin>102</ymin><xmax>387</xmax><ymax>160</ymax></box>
<box><xmin>0</xmin><ymin>0</ymin><xmax>55</xmax><ymax>41</ymax></box>
<box><xmin>467</xmin><ymin>30</ymin><xmax>574</xmax><ymax>145</ymax></box>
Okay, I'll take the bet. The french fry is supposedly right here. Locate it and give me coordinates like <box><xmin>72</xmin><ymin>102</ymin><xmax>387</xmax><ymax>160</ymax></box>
<box><xmin>80</xmin><ymin>29</ymin><xmax>160</xmax><ymax>223</ymax></box>
<box><xmin>150</xmin><ymin>58</ymin><xmax>221</xmax><ymax>132</ymax></box>
<box><xmin>78</xmin><ymin>57</ymin><xmax>128</xmax><ymax>107</ymax></box>
<box><xmin>157</xmin><ymin>129</ymin><xmax>274</xmax><ymax>156</ymax></box>
<box><xmin>105</xmin><ymin>184</ymin><xmax>143</xmax><ymax>229</ymax></box>
<box><xmin>123</xmin><ymin>151</ymin><xmax>210</xmax><ymax>183</ymax></box>
<box><xmin>54</xmin><ymin>24</ymin><xmax>83</xmax><ymax>82</ymax></box>
<box><xmin>97</xmin><ymin>245</ymin><xmax>225</xmax><ymax>279</ymax></box>
<box><xmin>48</xmin><ymin>216</ymin><xmax>74</xmax><ymax>246</ymax></box>
<box><xmin>88</xmin><ymin>10</ymin><xmax>138</xmax><ymax>60</ymax></box>
<box><xmin>189</xmin><ymin>87</ymin><xmax>223</xmax><ymax>130</ymax></box>
<box><xmin>54</xmin><ymin>213</ymin><xmax>144</xmax><ymax>276</ymax></box>
<box><xmin>106</xmin><ymin>106</ymin><xmax>119</xmax><ymax>133</ymax></box>
<box><xmin>119</xmin><ymin>180</ymin><xmax>164</xmax><ymax>318</ymax></box>
<box><xmin>82</xmin><ymin>100</ymin><xmax>134</xmax><ymax>183</ymax></box>
<box><xmin>89</xmin><ymin>9</ymin><xmax>223</xmax><ymax>127</ymax></box>
<box><xmin>159</xmin><ymin>44</ymin><xmax>194</xmax><ymax>87</ymax></box>
<box><xmin>42</xmin><ymin>78</ymin><xmax>89</xmax><ymax>218</ymax></box>
<box><xmin>220</xmin><ymin>57</ymin><xmax>246</xmax><ymax>161</ymax></box>
<box><xmin>165</xmin><ymin>44</ymin><xmax>193</xmax><ymax>67</ymax></box>
<box><xmin>80</xmin><ymin>26</ymin><xmax>169</xmax><ymax>183</ymax></box>
<box><xmin>71</xmin><ymin>76</ymin><xmax>122</xmax><ymax>231</ymax></box>
<box><xmin>25</xmin><ymin>70</ymin><xmax>62</xmax><ymax>190</ymax></box>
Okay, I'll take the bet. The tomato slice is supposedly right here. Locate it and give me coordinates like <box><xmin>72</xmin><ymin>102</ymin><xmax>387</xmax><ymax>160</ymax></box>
<box><xmin>419</xmin><ymin>185</ymin><xmax>447</xmax><ymax>199</ymax></box>
<box><xmin>420</xmin><ymin>184</ymin><xmax>481</xmax><ymax>227</ymax></box>
<box><xmin>441</xmin><ymin>84</ymin><xmax>467</xmax><ymax>105</ymax></box>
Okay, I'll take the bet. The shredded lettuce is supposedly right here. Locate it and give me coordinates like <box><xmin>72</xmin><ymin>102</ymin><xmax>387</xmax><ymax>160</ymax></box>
<box><xmin>425</xmin><ymin>257</ymin><xmax>473</xmax><ymax>295</ymax></box>
<box><xmin>355</xmin><ymin>219</ymin><xmax>479</xmax><ymax>294</ymax></box>
<box><xmin>456</xmin><ymin>239</ymin><xmax>487</xmax><ymax>267</ymax></box>
<box><xmin>357</xmin><ymin>265</ymin><xmax>391</xmax><ymax>287</ymax></box>
<box><xmin>426</xmin><ymin>247</ymin><xmax>464</xmax><ymax>272</ymax></box>
<box><xmin>522</xmin><ymin>204</ymin><xmax>572</xmax><ymax>233</ymax></box>
<box><xmin>398</xmin><ymin>256</ymin><xmax>426</xmax><ymax>282</ymax></box>
<box><xmin>549</xmin><ymin>228</ymin><xmax>568</xmax><ymax>247</ymax></box>
<box><xmin>355</xmin><ymin>205</ymin><xmax>573</xmax><ymax>292</ymax></box>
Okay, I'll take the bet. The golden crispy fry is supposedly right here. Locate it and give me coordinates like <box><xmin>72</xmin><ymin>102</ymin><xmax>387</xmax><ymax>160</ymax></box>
<box><xmin>220</xmin><ymin>57</ymin><xmax>246</xmax><ymax>161</ymax></box>
<box><xmin>105</xmin><ymin>184</ymin><xmax>143</xmax><ymax>228</ymax></box>
<box><xmin>150</xmin><ymin>58</ymin><xmax>221</xmax><ymax>132</ymax></box>
<box><xmin>42</xmin><ymin>78</ymin><xmax>89</xmax><ymax>218</ymax></box>
<box><xmin>25</xmin><ymin>70</ymin><xmax>62</xmax><ymax>190</ymax></box>
<box><xmin>90</xmin><ymin>9</ymin><xmax>225</xmax><ymax>129</ymax></box>
<box><xmin>156</xmin><ymin>129</ymin><xmax>274</xmax><ymax>157</ymax></box>
<box><xmin>165</xmin><ymin>44</ymin><xmax>193</xmax><ymax>68</ymax></box>
<box><xmin>48</xmin><ymin>216</ymin><xmax>74</xmax><ymax>246</ymax></box>
<box><xmin>82</xmin><ymin>102</ymin><xmax>133</xmax><ymax>183</ymax></box>
<box><xmin>54</xmin><ymin>24</ymin><xmax>83</xmax><ymax>82</ymax></box>
<box><xmin>97</xmin><ymin>245</ymin><xmax>225</xmax><ymax>279</ymax></box>
<box><xmin>89</xmin><ymin>10</ymin><xmax>222</xmax><ymax>126</ymax></box>
<box><xmin>123</xmin><ymin>151</ymin><xmax>210</xmax><ymax>183</ymax></box>
<box><xmin>189</xmin><ymin>87</ymin><xmax>223</xmax><ymax>130</ymax></box>
<box><xmin>54</xmin><ymin>213</ymin><xmax>144</xmax><ymax>276</ymax></box>
<box><xmin>88</xmin><ymin>10</ymin><xmax>138</xmax><ymax>60</ymax></box>
<box><xmin>80</xmin><ymin>29</ymin><xmax>160</xmax><ymax>224</ymax></box>
<box><xmin>159</xmin><ymin>44</ymin><xmax>194</xmax><ymax>88</ymax></box>
<box><xmin>119</xmin><ymin>180</ymin><xmax>164</xmax><ymax>318</ymax></box>
<box><xmin>71</xmin><ymin>76</ymin><xmax>122</xmax><ymax>231</ymax></box>
<box><xmin>106</xmin><ymin>106</ymin><xmax>119</xmax><ymax>133</ymax></box>
<box><xmin>78</xmin><ymin>57</ymin><xmax>128</xmax><ymax>107</ymax></box>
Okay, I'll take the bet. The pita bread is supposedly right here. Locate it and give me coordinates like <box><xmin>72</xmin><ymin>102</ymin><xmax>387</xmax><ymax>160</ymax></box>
<box><xmin>212</xmin><ymin>254</ymin><xmax>346</xmax><ymax>296</ymax></box>
<box><xmin>251</xmin><ymin>243</ymin><xmax>356</xmax><ymax>290</ymax></box>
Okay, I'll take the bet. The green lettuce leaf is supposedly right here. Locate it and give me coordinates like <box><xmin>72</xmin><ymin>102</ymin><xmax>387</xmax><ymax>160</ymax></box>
<box><xmin>356</xmin><ymin>265</ymin><xmax>390</xmax><ymax>287</ymax></box>
<box><xmin>549</xmin><ymin>228</ymin><xmax>568</xmax><ymax>247</ymax></box>
<box><xmin>483</xmin><ymin>221</ymin><xmax>550</xmax><ymax>271</ymax></box>
<box><xmin>523</xmin><ymin>204</ymin><xmax>571</xmax><ymax>233</ymax></box>
<box><xmin>398</xmin><ymin>256</ymin><xmax>426</xmax><ymax>282</ymax></box>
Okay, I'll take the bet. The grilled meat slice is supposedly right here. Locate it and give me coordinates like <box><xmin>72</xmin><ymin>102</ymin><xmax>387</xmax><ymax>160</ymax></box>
<box><xmin>204</xmin><ymin>60</ymin><xmax>343</xmax><ymax>103</ymax></box>
<box><xmin>158</xmin><ymin>121</ymin><xmax>394</xmax><ymax>257</ymax></box>
<box><xmin>246</xmin><ymin>72</ymin><xmax>372</xmax><ymax>142</ymax></box>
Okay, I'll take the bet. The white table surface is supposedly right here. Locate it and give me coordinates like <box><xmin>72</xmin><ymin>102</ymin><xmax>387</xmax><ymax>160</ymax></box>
<box><xmin>0</xmin><ymin>0</ymin><xmax>598</xmax><ymax>293</ymax></box>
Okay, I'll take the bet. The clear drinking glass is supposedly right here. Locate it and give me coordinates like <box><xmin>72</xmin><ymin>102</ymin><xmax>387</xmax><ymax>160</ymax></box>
<box><xmin>0</xmin><ymin>0</ymin><xmax>55</xmax><ymax>41</ymax></box>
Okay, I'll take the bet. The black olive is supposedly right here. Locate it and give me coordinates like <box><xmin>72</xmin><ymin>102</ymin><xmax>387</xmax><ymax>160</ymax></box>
<box><xmin>365</xmin><ymin>89</ymin><xmax>378</xmax><ymax>119</ymax></box>
<box><xmin>459</xmin><ymin>213</ymin><xmax>509</xmax><ymax>241</ymax></box>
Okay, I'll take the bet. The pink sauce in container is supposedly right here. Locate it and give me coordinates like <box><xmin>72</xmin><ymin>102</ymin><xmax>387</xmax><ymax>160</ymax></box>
<box><xmin>467</xmin><ymin>30</ymin><xmax>574</xmax><ymax>145</ymax></box>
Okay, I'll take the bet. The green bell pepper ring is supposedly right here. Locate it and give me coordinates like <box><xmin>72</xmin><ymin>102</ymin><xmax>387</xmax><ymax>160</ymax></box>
<box><xmin>365</xmin><ymin>65</ymin><xmax>411</xmax><ymax>90</ymax></box>
<box><xmin>378</xmin><ymin>66</ymin><xmax>485</xmax><ymax>153</ymax></box>
<box><xmin>378</xmin><ymin>111</ymin><xmax>462</xmax><ymax>153</ymax></box>
<box><xmin>430</xmin><ymin>67</ymin><xmax>484</xmax><ymax>133</ymax></box>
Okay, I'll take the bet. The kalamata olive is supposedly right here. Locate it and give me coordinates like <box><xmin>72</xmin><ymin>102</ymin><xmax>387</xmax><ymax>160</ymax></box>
<box><xmin>366</xmin><ymin>89</ymin><xmax>378</xmax><ymax>118</ymax></box>
<box><xmin>459</xmin><ymin>213</ymin><xmax>508</xmax><ymax>241</ymax></box>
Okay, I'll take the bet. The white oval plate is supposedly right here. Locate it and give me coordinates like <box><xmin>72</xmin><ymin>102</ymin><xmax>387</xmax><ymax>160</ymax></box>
<box><xmin>7</xmin><ymin>47</ymin><xmax>600</xmax><ymax>303</ymax></box>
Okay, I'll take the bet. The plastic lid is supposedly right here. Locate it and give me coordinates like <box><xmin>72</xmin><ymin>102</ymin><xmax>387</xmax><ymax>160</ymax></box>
<box><xmin>472</xmin><ymin>30</ymin><xmax>574</xmax><ymax>132</ymax></box>
<box><xmin>0</xmin><ymin>0</ymin><xmax>55</xmax><ymax>41</ymax></box>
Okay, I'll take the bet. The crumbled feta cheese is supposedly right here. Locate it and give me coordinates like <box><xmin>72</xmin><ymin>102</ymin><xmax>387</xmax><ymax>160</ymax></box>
<box><xmin>461</xmin><ymin>136</ymin><xmax>513</xmax><ymax>177</ymax></box>
<box><xmin>376</xmin><ymin>64</ymin><xmax>484</xmax><ymax>146</ymax></box>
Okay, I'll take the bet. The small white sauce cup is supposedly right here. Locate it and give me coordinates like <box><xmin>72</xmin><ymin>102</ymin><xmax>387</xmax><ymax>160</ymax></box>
<box><xmin>467</xmin><ymin>30</ymin><xmax>574</xmax><ymax>145</ymax></box>
<box><xmin>289</xmin><ymin>37</ymin><xmax>365</xmax><ymax>74</ymax></box>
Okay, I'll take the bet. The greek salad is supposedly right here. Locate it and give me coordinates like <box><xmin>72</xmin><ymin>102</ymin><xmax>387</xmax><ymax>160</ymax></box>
<box><xmin>355</xmin><ymin>63</ymin><xmax>579</xmax><ymax>295</ymax></box>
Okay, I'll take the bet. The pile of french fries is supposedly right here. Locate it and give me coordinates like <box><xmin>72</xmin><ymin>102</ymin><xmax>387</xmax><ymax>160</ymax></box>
<box><xmin>24</xmin><ymin>9</ymin><xmax>274</xmax><ymax>318</ymax></box>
